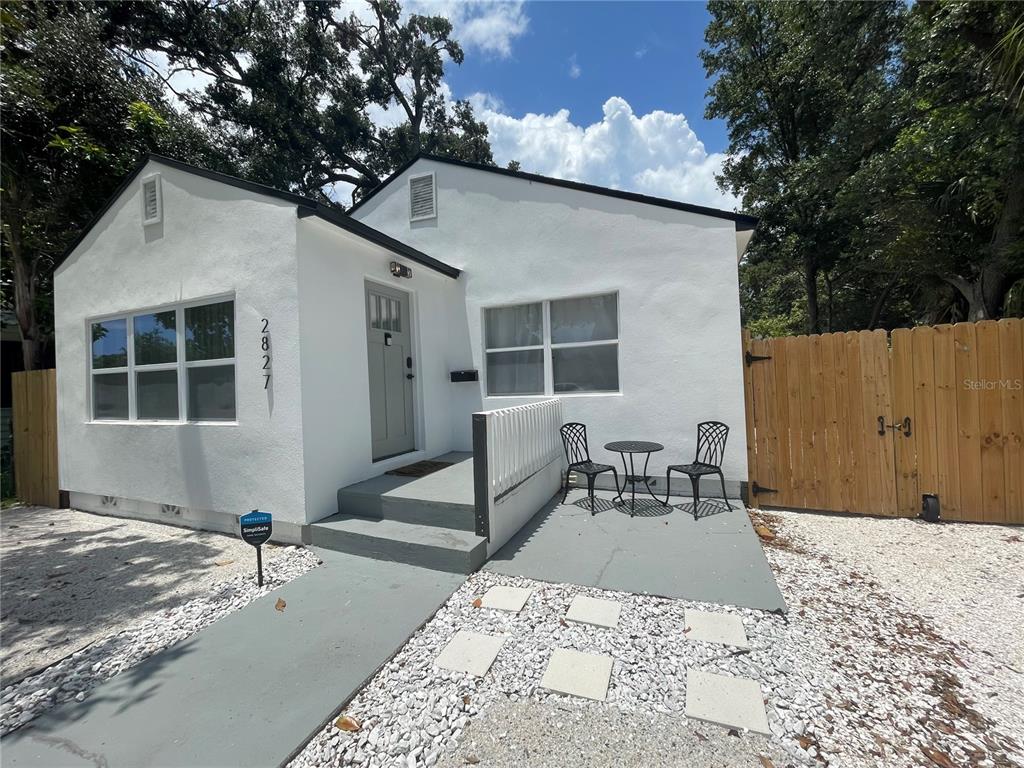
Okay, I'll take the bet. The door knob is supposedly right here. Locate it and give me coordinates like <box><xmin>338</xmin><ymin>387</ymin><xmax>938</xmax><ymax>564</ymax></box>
<box><xmin>406</xmin><ymin>373</ymin><xmax>415</xmax><ymax>380</ymax></box>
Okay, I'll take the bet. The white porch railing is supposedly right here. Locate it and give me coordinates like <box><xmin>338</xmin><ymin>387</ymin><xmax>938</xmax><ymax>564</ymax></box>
<box><xmin>472</xmin><ymin>399</ymin><xmax>564</xmax><ymax>555</ymax></box>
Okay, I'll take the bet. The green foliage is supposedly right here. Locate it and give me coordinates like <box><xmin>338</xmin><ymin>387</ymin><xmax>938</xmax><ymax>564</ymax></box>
<box><xmin>705</xmin><ymin>0</ymin><xmax>1024</xmax><ymax>334</ymax></box>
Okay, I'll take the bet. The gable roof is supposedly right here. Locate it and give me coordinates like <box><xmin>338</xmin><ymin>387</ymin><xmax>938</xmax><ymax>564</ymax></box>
<box><xmin>58</xmin><ymin>154</ymin><xmax>461</xmax><ymax>279</ymax></box>
<box><xmin>348</xmin><ymin>153</ymin><xmax>758</xmax><ymax>231</ymax></box>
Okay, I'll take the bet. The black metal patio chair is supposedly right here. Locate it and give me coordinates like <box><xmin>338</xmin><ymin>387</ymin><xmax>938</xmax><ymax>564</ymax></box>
<box><xmin>560</xmin><ymin>422</ymin><xmax>618</xmax><ymax>514</ymax></box>
<box><xmin>665</xmin><ymin>421</ymin><xmax>732</xmax><ymax>515</ymax></box>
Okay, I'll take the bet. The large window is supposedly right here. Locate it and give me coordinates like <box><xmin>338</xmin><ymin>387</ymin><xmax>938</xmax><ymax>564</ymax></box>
<box><xmin>484</xmin><ymin>292</ymin><xmax>619</xmax><ymax>396</ymax></box>
<box><xmin>90</xmin><ymin>298</ymin><xmax>235</xmax><ymax>422</ymax></box>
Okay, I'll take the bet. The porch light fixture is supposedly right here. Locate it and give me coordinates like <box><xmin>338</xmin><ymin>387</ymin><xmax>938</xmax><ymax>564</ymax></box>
<box><xmin>390</xmin><ymin>261</ymin><xmax>412</xmax><ymax>279</ymax></box>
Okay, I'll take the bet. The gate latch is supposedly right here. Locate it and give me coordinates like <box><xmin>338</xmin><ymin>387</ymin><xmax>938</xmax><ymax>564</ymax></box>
<box><xmin>878</xmin><ymin>416</ymin><xmax>912</xmax><ymax>437</ymax></box>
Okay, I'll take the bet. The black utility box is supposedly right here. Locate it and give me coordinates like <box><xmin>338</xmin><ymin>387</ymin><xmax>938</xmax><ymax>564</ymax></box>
<box><xmin>450</xmin><ymin>369</ymin><xmax>479</xmax><ymax>382</ymax></box>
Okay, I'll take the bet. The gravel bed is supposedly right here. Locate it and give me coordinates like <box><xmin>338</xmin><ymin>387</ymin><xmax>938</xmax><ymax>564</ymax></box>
<box><xmin>435</xmin><ymin>698</ymin><xmax>791</xmax><ymax>768</ymax></box>
<box><xmin>0</xmin><ymin>545</ymin><xmax>320</xmax><ymax>735</ymax></box>
<box><xmin>1</xmin><ymin>505</ymin><xmax>274</xmax><ymax>682</ymax></box>
<box><xmin>291</xmin><ymin>510</ymin><xmax>1024</xmax><ymax>768</ymax></box>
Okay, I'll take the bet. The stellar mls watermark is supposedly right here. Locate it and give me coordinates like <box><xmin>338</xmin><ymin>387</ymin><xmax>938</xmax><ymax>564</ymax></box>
<box><xmin>962</xmin><ymin>378</ymin><xmax>1022</xmax><ymax>391</ymax></box>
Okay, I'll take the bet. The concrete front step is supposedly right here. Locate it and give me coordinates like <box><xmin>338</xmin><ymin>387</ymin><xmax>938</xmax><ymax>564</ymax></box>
<box><xmin>309</xmin><ymin>514</ymin><xmax>487</xmax><ymax>574</ymax></box>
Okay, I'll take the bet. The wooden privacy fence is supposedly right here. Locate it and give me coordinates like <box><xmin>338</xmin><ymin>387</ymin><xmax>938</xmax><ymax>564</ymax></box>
<box><xmin>742</xmin><ymin>320</ymin><xmax>1023</xmax><ymax>524</ymax></box>
<box><xmin>11</xmin><ymin>369</ymin><xmax>59</xmax><ymax>508</ymax></box>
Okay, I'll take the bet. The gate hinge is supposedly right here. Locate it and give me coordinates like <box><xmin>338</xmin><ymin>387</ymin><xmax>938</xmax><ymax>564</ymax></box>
<box><xmin>745</xmin><ymin>351</ymin><xmax>772</xmax><ymax>367</ymax></box>
<box><xmin>751</xmin><ymin>481</ymin><xmax>778</xmax><ymax>496</ymax></box>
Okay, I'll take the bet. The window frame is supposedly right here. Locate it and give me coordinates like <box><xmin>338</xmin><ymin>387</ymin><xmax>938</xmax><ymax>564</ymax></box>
<box><xmin>87</xmin><ymin>293</ymin><xmax>237</xmax><ymax>424</ymax></box>
<box><xmin>483</xmin><ymin>290</ymin><xmax>621</xmax><ymax>397</ymax></box>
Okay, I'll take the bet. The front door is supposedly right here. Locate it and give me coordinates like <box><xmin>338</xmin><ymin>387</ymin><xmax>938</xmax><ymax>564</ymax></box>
<box><xmin>366</xmin><ymin>283</ymin><xmax>415</xmax><ymax>460</ymax></box>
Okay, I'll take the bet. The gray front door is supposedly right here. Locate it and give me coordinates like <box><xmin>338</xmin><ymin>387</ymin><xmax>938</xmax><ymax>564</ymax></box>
<box><xmin>366</xmin><ymin>283</ymin><xmax>415</xmax><ymax>460</ymax></box>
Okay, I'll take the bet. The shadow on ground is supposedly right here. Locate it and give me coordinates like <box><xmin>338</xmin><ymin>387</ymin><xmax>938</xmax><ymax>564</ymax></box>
<box><xmin>0</xmin><ymin>506</ymin><xmax>252</xmax><ymax>683</ymax></box>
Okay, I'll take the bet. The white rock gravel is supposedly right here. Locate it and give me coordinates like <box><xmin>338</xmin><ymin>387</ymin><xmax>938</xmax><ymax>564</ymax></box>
<box><xmin>1</xmin><ymin>505</ymin><xmax>279</xmax><ymax>681</ymax></box>
<box><xmin>0</xmin><ymin>545</ymin><xmax>320</xmax><ymax>735</ymax></box>
<box><xmin>291</xmin><ymin>509</ymin><xmax>1024</xmax><ymax>768</ymax></box>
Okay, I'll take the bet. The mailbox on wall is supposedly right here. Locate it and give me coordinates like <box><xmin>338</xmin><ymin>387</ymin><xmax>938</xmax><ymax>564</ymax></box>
<box><xmin>449</xmin><ymin>370</ymin><xmax>478</xmax><ymax>383</ymax></box>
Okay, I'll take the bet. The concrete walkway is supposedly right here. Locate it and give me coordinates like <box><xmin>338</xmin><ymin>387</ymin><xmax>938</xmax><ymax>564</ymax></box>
<box><xmin>486</xmin><ymin>490</ymin><xmax>786</xmax><ymax>612</ymax></box>
<box><xmin>2</xmin><ymin>549</ymin><xmax>464</xmax><ymax>767</ymax></box>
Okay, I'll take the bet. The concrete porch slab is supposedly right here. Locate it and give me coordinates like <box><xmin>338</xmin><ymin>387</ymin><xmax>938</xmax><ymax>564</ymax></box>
<box><xmin>685</xmin><ymin>670</ymin><xmax>770</xmax><ymax>735</ymax></box>
<box><xmin>485</xmin><ymin>490</ymin><xmax>786</xmax><ymax>612</ymax></box>
<box><xmin>479</xmin><ymin>585</ymin><xmax>532</xmax><ymax>613</ymax></box>
<box><xmin>565</xmin><ymin>595</ymin><xmax>621</xmax><ymax>629</ymax></box>
<box><xmin>540</xmin><ymin>648</ymin><xmax>614</xmax><ymax>701</ymax></box>
<box><xmin>684</xmin><ymin>609</ymin><xmax>750</xmax><ymax>648</ymax></box>
<box><xmin>434</xmin><ymin>630</ymin><xmax>507</xmax><ymax>677</ymax></box>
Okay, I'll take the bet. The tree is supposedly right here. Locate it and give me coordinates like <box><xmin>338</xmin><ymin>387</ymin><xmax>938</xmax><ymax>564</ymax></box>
<box><xmin>109</xmin><ymin>0</ymin><xmax>494</xmax><ymax>200</ymax></box>
<box><xmin>1</xmin><ymin>2</ymin><xmax>226</xmax><ymax>369</ymax></box>
<box><xmin>702</xmin><ymin>1</ymin><xmax>905</xmax><ymax>335</ymax></box>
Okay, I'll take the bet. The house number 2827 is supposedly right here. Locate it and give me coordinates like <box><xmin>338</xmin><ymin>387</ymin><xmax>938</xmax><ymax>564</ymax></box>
<box><xmin>261</xmin><ymin>318</ymin><xmax>271</xmax><ymax>389</ymax></box>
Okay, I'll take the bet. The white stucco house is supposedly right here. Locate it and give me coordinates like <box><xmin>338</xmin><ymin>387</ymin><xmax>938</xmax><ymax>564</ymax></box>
<box><xmin>54</xmin><ymin>153</ymin><xmax>756</xmax><ymax>553</ymax></box>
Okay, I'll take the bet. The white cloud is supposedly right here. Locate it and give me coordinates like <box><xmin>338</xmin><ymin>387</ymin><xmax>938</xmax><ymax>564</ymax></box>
<box><xmin>406</xmin><ymin>1</ymin><xmax>528</xmax><ymax>58</ymax></box>
<box><xmin>568</xmin><ymin>54</ymin><xmax>581</xmax><ymax>79</ymax></box>
<box><xmin>469</xmin><ymin>95</ymin><xmax>739</xmax><ymax>210</ymax></box>
<box><xmin>634</xmin><ymin>46</ymin><xmax>648</xmax><ymax>59</ymax></box>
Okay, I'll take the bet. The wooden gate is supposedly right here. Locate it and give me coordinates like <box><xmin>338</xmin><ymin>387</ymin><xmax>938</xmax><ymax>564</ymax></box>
<box><xmin>743</xmin><ymin>320</ymin><xmax>1023</xmax><ymax>524</ymax></box>
<box><xmin>11</xmin><ymin>369</ymin><xmax>59</xmax><ymax>508</ymax></box>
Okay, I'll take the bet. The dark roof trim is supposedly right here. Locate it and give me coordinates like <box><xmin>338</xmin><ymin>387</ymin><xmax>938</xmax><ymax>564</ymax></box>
<box><xmin>58</xmin><ymin>154</ymin><xmax>460</xmax><ymax>279</ymax></box>
<box><xmin>296</xmin><ymin>204</ymin><xmax>460</xmax><ymax>278</ymax></box>
<box><xmin>348</xmin><ymin>152</ymin><xmax>759</xmax><ymax>231</ymax></box>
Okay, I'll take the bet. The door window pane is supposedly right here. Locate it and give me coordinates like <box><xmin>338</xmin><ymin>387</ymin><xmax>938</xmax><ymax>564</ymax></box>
<box><xmin>188</xmin><ymin>365</ymin><xmax>236</xmax><ymax>420</ymax></box>
<box><xmin>485</xmin><ymin>304</ymin><xmax>542</xmax><ymax>349</ymax></box>
<box><xmin>553</xmin><ymin>344</ymin><xmax>619</xmax><ymax>393</ymax></box>
<box><xmin>137</xmin><ymin>369</ymin><xmax>179</xmax><ymax>420</ymax></box>
<box><xmin>486</xmin><ymin>350</ymin><xmax>544</xmax><ymax>395</ymax></box>
<box><xmin>550</xmin><ymin>294</ymin><xmax>618</xmax><ymax>344</ymax></box>
<box><xmin>92</xmin><ymin>319</ymin><xmax>128</xmax><ymax>368</ymax></box>
<box><xmin>134</xmin><ymin>311</ymin><xmax>177</xmax><ymax>365</ymax></box>
<box><xmin>185</xmin><ymin>301</ymin><xmax>234</xmax><ymax>361</ymax></box>
<box><xmin>92</xmin><ymin>372</ymin><xmax>128</xmax><ymax>419</ymax></box>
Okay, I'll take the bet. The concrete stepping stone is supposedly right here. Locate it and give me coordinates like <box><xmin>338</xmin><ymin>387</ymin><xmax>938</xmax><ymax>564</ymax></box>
<box><xmin>434</xmin><ymin>631</ymin><xmax>506</xmax><ymax>677</ymax></box>
<box><xmin>684</xmin><ymin>609</ymin><xmax>750</xmax><ymax>648</ymax></box>
<box><xmin>565</xmin><ymin>595</ymin><xmax>621</xmax><ymax>628</ymax></box>
<box><xmin>540</xmin><ymin>648</ymin><xmax>613</xmax><ymax>701</ymax></box>
<box><xmin>479</xmin><ymin>585</ymin><xmax>532</xmax><ymax>613</ymax></box>
<box><xmin>685</xmin><ymin>670</ymin><xmax>770</xmax><ymax>734</ymax></box>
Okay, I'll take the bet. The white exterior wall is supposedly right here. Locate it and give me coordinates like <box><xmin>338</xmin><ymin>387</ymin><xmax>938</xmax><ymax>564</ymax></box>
<box><xmin>353</xmin><ymin>159</ymin><xmax>749</xmax><ymax>489</ymax></box>
<box><xmin>55</xmin><ymin>160</ymin><xmax>308</xmax><ymax>537</ymax></box>
<box><xmin>295</xmin><ymin>219</ymin><xmax>474</xmax><ymax>522</ymax></box>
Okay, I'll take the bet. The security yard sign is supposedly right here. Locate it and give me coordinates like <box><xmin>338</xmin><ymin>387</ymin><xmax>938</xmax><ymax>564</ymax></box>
<box><xmin>239</xmin><ymin>510</ymin><xmax>273</xmax><ymax>586</ymax></box>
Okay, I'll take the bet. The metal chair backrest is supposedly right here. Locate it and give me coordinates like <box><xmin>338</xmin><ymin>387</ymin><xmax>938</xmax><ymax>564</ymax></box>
<box><xmin>694</xmin><ymin>421</ymin><xmax>729</xmax><ymax>467</ymax></box>
<box><xmin>560</xmin><ymin>422</ymin><xmax>592</xmax><ymax>466</ymax></box>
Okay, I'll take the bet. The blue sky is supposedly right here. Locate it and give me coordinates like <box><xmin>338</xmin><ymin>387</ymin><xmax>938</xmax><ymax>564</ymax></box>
<box><xmin>445</xmin><ymin>2</ymin><xmax>727</xmax><ymax>153</ymax></box>
<box><xmin>399</xmin><ymin>0</ymin><xmax>738</xmax><ymax>209</ymax></box>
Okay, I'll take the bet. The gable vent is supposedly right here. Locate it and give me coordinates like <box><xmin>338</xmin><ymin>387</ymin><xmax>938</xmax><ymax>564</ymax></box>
<box><xmin>141</xmin><ymin>173</ymin><xmax>162</xmax><ymax>225</ymax></box>
<box><xmin>409</xmin><ymin>173</ymin><xmax>436</xmax><ymax>222</ymax></box>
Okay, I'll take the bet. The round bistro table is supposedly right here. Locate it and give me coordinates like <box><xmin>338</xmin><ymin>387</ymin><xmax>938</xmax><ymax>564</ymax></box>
<box><xmin>604</xmin><ymin>440</ymin><xmax>668</xmax><ymax>516</ymax></box>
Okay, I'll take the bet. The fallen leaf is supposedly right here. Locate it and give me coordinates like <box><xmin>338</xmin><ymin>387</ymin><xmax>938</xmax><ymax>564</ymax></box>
<box><xmin>559</xmin><ymin>618</ymin><xmax>568</xmax><ymax>627</ymax></box>
<box><xmin>471</xmin><ymin>598</ymin><xmax>482</xmax><ymax>608</ymax></box>
<box><xmin>214</xmin><ymin>559</ymin><xmax>236</xmax><ymax>566</ymax></box>
<box><xmin>464</xmin><ymin>757</ymin><xmax>480</xmax><ymax>765</ymax></box>
<box><xmin>682</xmin><ymin>626</ymin><xmax>691</xmax><ymax>634</ymax></box>
<box><xmin>797</xmin><ymin>736</ymin><xmax>812</xmax><ymax>750</ymax></box>
<box><xmin>754</xmin><ymin>525</ymin><xmax>775</xmax><ymax>541</ymax></box>
<box><xmin>758</xmin><ymin>757</ymin><xmax>775</xmax><ymax>768</ymax></box>
<box><xmin>275</xmin><ymin>598</ymin><xmax>286</xmax><ymax>612</ymax></box>
<box><xmin>462</xmin><ymin>695</ymin><xmax>471</xmax><ymax>706</ymax></box>
<box><xmin>920</xmin><ymin>746</ymin><xmax>956</xmax><ymax>768</ymax></box>
<box><xmin>334</xmin><ymin>715</ymin><xmax>360</xmax><ymax>732</ymax></box>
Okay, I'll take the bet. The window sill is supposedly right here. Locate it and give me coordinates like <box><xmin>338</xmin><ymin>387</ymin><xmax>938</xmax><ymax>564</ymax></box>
<box><xmin>484</xmin><ymin>391</ymin><xmax>623</xmax><ymax>400</ymax></box>
<box><xmin>87</xmin><ymin>420</ymin><xmax>239</xmax><ymax>427</ymax></box>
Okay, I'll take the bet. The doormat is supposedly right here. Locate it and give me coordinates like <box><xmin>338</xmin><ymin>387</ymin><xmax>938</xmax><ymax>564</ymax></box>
<box><xmin>386</xmin><ymin>460</ymin><xmax>455</xmax><ymax>478</ymax></box>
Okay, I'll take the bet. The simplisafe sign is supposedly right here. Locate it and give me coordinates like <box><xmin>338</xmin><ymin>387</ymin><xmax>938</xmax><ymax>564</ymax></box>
<box><xmin>239</xmin><ymin>510</ymin><xmax>273</xmax><ymax>547</ymax></box>
<box><xmin>239</xmin><ymin>510</ymin><xmax>273</xmax><ymax>586</ymax></box>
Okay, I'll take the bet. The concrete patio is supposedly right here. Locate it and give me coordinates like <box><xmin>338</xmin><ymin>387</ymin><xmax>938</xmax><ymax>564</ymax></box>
<box><xmin>485</xmin><ymin>489</ymin><xmax>786</xmax><ymax>612</ymax></box>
